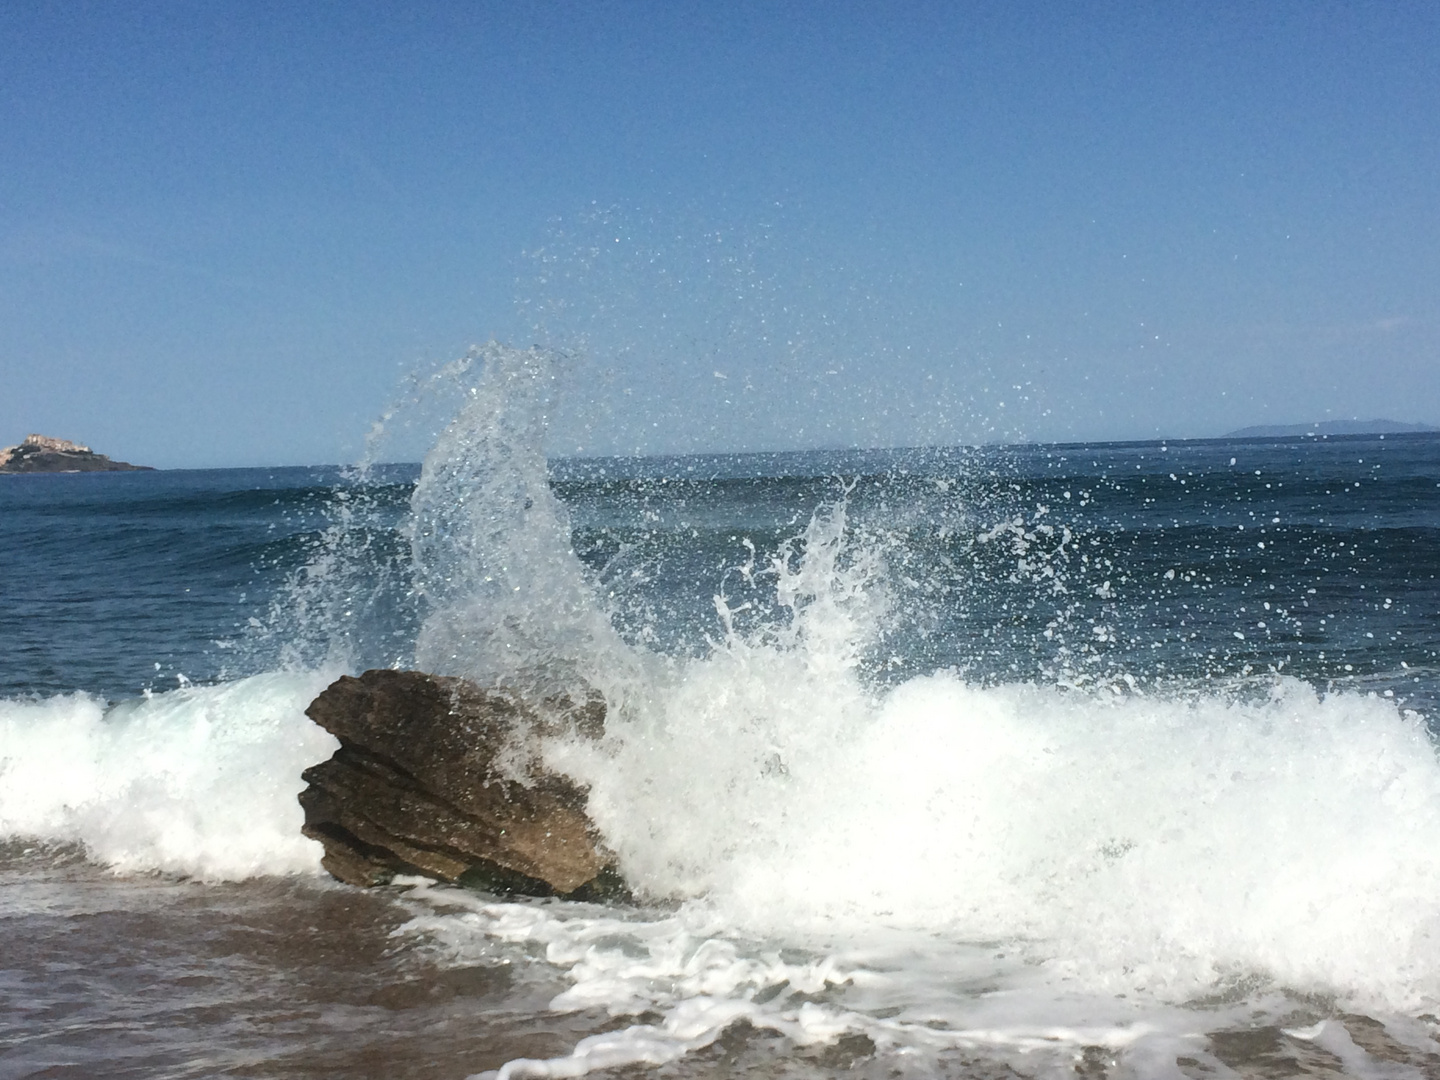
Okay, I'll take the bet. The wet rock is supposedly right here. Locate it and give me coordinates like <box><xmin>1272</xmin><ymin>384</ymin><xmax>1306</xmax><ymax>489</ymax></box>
<box><xmin>299</xmin><ymin>669</ymin><xmax>619</xmax><ymax>897</ymax></box>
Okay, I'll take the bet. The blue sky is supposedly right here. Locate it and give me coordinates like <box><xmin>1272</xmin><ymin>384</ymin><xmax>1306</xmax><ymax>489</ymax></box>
<box><xmin>2</xmin><ymin>2</ymin><xmax>1437</xmax><ymax>466</ymax></box>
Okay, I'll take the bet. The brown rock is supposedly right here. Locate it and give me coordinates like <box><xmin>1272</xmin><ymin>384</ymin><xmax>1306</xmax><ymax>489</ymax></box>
<box><xmin>299</xmin><ymin>669</ymin><xmax>621</xmax><ymax>898</ymax></box>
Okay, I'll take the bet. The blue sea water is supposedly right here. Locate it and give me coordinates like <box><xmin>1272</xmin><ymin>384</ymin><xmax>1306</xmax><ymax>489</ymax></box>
<box><xmin>4</xmin><ymin>435</ymin><xmax>1438</xmax><ymax>707</ymax></box>
<box><xmin>5</xmin><ymin>357</ymin><xmax>1440</xmax><ymax>1078</ymax></box>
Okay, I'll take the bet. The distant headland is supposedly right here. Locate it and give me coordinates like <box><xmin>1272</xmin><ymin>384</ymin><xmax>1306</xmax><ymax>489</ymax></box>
<box><xmin>0</xmin><ymin>434</ymin><xmax>152</xmax><ymax>473</ymax></box>
<box><xmin>1223</xmin><ymin>419</ymin><xmax>1439</xmax><ymax>439</ymax></box>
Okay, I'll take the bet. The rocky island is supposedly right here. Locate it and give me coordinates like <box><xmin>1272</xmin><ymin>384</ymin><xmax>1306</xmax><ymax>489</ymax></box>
<box><xmin>1224</xmin><ymin>419</ymin><xmax>1439</xmax><ymax>438</ymax></box>
<box><xmin>0</xmin><ymin>434</ymin><xmax>151</xmax><ymax>473</ymax></box>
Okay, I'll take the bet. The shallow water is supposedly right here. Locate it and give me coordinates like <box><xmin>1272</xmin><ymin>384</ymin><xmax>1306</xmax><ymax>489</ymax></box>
<box><xmin>10</xmin><ymin>850</ymin><xmax>1440</xmax><ymax>1079</ymax></box>
<box><xmin>0</xmin><ymin>845</ymin><xmax>608</xmax><ymax>1079</ymax></box>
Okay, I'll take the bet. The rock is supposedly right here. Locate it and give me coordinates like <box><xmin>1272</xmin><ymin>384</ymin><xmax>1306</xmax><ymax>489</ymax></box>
<box><xmin>299</xmin><ymin>669</ymin><xmax>621</xmax><ymax>898</ymax></box>
<box><xmin>0</xmin><ymin>433</ymin><xmax>152</xmax><ymax>473</ymax></box>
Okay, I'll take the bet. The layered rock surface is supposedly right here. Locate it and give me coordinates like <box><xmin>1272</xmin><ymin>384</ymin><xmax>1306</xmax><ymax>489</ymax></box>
<box><xmin>299</xmin><ymin>669</ymin><xmax>620</xmax><ymax>898</ymax></box>
<box><xmin>0</xmin><ymin>433</ymin><xmax>151</xmax><ymax>473</ymax></box>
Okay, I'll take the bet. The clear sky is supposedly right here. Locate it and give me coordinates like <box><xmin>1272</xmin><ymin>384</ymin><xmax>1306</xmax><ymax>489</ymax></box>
<box><xmin>2</xmin><ymin>1</ymin><xmax>1437</xmax><ymax>467</ymax></box>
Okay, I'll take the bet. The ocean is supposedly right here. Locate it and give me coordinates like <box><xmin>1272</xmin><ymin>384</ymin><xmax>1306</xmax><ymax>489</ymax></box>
<box><xmin>5</xmin><ymin>348</ymin><xmax>1440</xmax><ymax>1078</ymax></box>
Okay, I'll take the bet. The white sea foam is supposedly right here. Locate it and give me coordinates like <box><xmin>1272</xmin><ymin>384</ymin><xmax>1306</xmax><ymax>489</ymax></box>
<box><xmin>561</xmin><ymin>670</ymin><xmax>1440</xmax><ymax>1006</ymax></box>
<box><xmin>0</xmin><ymin>671</ymin><xmax>337</xmax><ymax>879</ymax></box>
<box><xmin>402</xmin><ymin>865</ymin><xmax>1440</xmax><ymax>1079</ymax></box>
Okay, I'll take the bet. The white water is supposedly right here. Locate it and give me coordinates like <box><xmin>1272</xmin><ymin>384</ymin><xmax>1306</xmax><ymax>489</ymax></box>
<box><xmin>0</xmin><ymin>671</ymin><xmax>335</xmax><ymax>880</ymax></box>
<box><xmin>409</xmin><ymin>343</ymin><xmax>632</xmax><ymax>696</ymax></box>
<box><xmin>9</xmin><ymin>660</ymin><xmax>1440</xmax><ymax>1071</ymax></box>
<box><xmin>9</xmin><ymin>346</ymin><xmax>1440</xmax><ymax>1075</ymax></box>
<box><xmin>477</xmin><ymin>489</ymin><xmax>1440</xmax><ymax>1072</ymax></box>
<box><xmin>8</xmin><ymin>655</ymin><xmax>1438</xmax><ymax>1013</ymax></box>
<box><xmin>564</xmin><ymin>671</ymin><xmax>1440</xmax><ymax>1004</ymax></box>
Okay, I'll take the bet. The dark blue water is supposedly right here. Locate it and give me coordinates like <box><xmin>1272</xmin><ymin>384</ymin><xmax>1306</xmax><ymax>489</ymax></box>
<box><xmin>0</xmin><ymin>467</ymin><xmax>344</xmax><ymax>697</ymax></box>
<box><xmin>4</xmin><ymin>434</ymin><xmax>1438</xmax><ymax>713</ymax></box>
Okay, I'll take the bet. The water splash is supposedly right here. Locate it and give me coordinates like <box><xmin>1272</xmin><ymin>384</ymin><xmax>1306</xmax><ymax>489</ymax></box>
<box><xmin>408</xmin><ymin>344</ymin><xmax>632</xmax><ymax>700</ymax></box>
<box><xmin>196</xmin><ymin>342</ymin><xmax>1440</xmax><ymax>1027</ymax></box>
<box><xmin>0</xmin><ymin>673</ymin><xmax>335</xmax><ymax>879</ymax></box>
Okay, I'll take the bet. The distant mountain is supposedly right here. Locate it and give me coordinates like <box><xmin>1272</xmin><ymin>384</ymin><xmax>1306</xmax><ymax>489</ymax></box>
<box><xmin>0</xmin><ymin>434</ymin><xmax>152</xmax><ymax>473</ymax></box>
<box><xmin>1224</xmin><ymin>419</ymin><xmax>1439</xmax><ymax>439</ymax></box>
